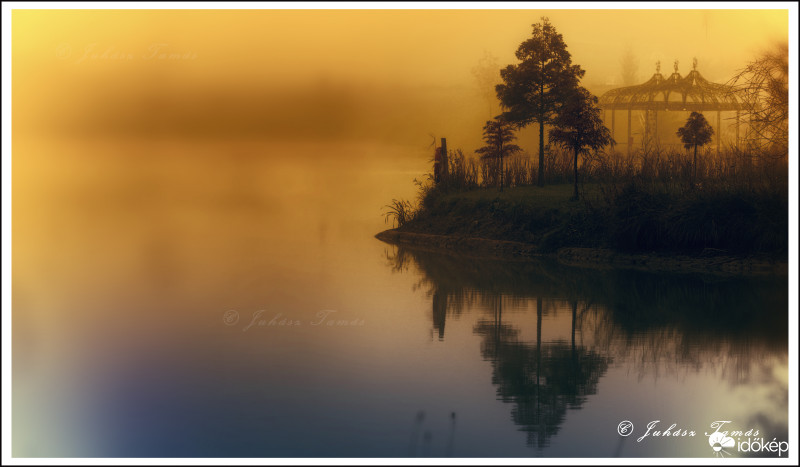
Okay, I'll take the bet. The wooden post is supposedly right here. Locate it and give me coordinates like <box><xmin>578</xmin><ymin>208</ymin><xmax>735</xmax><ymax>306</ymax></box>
<box><xmin>654</xmin><ymin>109</ymin><xmax>658</xmax><ymax>146</ymax></box>
<box><xmin>611</xmin><ymin>109</ymin><xmax>616</xmax><ymax>144</ymax></box>
<box><xmin>440</xmin><ymin>137</ymin><xmax>448</xmax><ymax>181</ymax></box>
<box><xmin>627</xmin><ymin>109</ymin><xmax>632</xmax><ymax>156</ymax></box>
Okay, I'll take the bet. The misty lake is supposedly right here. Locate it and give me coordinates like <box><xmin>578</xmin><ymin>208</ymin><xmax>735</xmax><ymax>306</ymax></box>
<box><xmin>12</xmin><ymin>139</ymin><xmax>788</xmax><ymax>458</ymax></box>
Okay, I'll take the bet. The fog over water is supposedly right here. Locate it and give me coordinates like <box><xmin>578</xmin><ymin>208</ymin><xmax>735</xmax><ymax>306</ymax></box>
<box><xmin>13</xmin><ymin>9</ymin><xmax>788</xmax><ymax>151</ymax></box>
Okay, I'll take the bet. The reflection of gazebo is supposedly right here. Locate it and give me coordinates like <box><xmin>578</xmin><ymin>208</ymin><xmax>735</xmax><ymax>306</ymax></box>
<box><xmin>599</xmin><ymin>59</ymin><xmax>744</xmax><ymax>155</ymax></box>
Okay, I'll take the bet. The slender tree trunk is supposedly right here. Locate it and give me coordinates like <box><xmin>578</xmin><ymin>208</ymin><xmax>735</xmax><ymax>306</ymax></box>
<box><xmin>500</xmin><ymin>155</ymin><xmax>504</xmax><ymax>192</ymax></box>
<box><xmin>573</xmin><ymin>147</ymin><xmax>579</xmax><ymax>200</ymax></box>
<box><xmin>499</xmin><ymin>141</ymin><xmax>504</xmax><ymax>191</ymax></box>
<box><xmin>538</xmin><ymin>119</ymin><xmax>545</xmax><ymax>187</ymax></box>
<box><xmin>693</xmin><ymin>143</ymin><xmax>697</xmax><ymax>186</ymax></box>
<box><xmin>538</xmin><ymin>71</ymin><xmax>545</xmax><ymax>187</ymax></box>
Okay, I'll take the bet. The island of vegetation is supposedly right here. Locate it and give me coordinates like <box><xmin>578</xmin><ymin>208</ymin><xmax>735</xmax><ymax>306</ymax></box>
<box><xmin>378</xmin><ymin>18</ymin><xmax>788</xmax><ymax>275</ymax></box>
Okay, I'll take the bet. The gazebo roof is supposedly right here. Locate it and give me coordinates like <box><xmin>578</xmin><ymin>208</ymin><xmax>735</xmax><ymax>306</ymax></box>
<box><xmin>599</xmin><ymin>60</ymin><xmax>743</xmax><ymax>112</ymax></box>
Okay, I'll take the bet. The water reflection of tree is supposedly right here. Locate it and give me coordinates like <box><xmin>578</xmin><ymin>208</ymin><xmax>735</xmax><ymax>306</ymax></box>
<box><xmin>473</xmin><ymin>298</ymin><xmax>609</xmax><ymax>448</ymax></box>
<box><xmin>383</xmin><ymin>244</ymin><xmax>787</xmax><ymax>445</ymax></box>
<box><xmin>385</xmin><ymin>245</ymin><xmax>786</xmax><ymax>384</ymax></box>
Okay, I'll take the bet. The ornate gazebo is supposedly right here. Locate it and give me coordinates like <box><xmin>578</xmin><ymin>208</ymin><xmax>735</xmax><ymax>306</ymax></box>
<box><xmin>598</xmin><ymin>59</ymin><xmax>743</xmax><ymax>155</ymax></box>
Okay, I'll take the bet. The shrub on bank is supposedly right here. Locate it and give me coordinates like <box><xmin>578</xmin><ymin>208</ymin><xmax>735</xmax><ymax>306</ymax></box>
<box><xmin>607</xmin><ymin>182</ymin><xmax>787</xmax><ymax>254</ymax></box>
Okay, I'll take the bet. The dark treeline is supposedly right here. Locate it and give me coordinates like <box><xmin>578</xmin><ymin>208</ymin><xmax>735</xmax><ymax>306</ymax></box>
<box><xmin>384</xmin><ymin>18</ymin><xmax>788</xmax><ymax>257</ymax></box>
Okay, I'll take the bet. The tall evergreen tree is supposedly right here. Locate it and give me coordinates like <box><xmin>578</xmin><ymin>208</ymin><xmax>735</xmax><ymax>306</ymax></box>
<box><xmin>475</xmin><ymin>119</ymin><xmax>521</xmax><ymax>191</ymax></box>
<box><xmin>549</xmin><ymin>87</ymin><xmax>613</xmax><ymax>200</ymax></box>
<box><xmin>496</xmin><ymin>17</ymin><xmax>585</xmax><ymax>186</ymax></box>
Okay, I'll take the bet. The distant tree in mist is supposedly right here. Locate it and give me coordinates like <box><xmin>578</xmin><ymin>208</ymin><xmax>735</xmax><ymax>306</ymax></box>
<box><xmin>472</xmin><ymin>51</ymin><xmax>502</xmax><ymax>119</ymax></box>
<box><xmin>676</xmin><ymin>112</ymin><xmax>714</xmax><ymax>185</ymax></box>
<box><xmin>475</xmin><ymin>118</ymin><xmax>521</xmax><ymax>191</ymax></box>
<box><xmin>729</xmin><ymin>42</ymin><xmax>788</xmax><ymax>155</ymax></box>
<box><xmin>620</xmin><ymin>48</ymin><xmax>639</xmax><ymax>86</ymax></box>
<box><xmin>496</xmin><ymin>17</ymin><xmax>585</xmax><ymax>187</ymax></box>
<box><xmin>549</xmin><ymin>87</ymin><xmax>613</xmax><ymax>200</ymax></box>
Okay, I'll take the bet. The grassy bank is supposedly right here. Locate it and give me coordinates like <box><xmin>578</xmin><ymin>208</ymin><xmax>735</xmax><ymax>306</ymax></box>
<box><xmin>391</xmin><ymin>181</ymin><xmax>787</xmax><ymax>257</ymax></box>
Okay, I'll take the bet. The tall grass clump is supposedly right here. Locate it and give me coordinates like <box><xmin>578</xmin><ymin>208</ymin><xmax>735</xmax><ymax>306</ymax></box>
<box><xmin>445</xmin><ymin>149</ymin><xmax>480</xmax><ymax>190</ymax></box>
<box><xmin>383</xmin><ymin>198</ymin><xmax>416</xmax><ymax>228</ymax></box>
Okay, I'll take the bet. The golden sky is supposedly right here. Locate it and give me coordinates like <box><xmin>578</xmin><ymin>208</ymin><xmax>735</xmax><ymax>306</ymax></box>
<box><xmin>12</xmin><ymin>8</ymin><xmax>789</xmax><ymax>142</ymax></box>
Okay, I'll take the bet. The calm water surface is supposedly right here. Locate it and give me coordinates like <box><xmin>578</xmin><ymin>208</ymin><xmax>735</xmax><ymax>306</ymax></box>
<box><xmin>13</xmin><ymin>139</ymin><xmax>788</xmax><ymax>457</ymax></box>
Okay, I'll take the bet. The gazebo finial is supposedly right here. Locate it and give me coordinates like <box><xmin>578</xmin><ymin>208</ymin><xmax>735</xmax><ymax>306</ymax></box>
<box><xmin>656</xmin><ymin>60</ymin><xmax>661</xmax><ymax>74</ymax></box>
<box><xmin>674</xmin><ymin>60</ymin><xmax>679</xmax><ymax>73</ymax></box>
<box><xmin>693</xmin><ymin>57</ymin><xmax>698</xmax><ymax>71</ymax></box>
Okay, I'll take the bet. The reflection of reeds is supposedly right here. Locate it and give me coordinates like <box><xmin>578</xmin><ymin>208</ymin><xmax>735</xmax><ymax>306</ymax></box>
<box><xmin>408</xmin><ymin>410</ymin><xmax>425</xmax><ymax>457</ymax></box>
<box><xmin>388</xmin><ymin>244</ymin><xmax>787</xmax><ymax>387</ymax></box>
<box><xmin>445</xmin><ymin>412</ymin><xmax>456</xmax><ymax>457</ymax></box>
<box><xmin>583</xmin><ymin>304</ymin><xmax>784</xmax><ymax>387</ymax></box>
